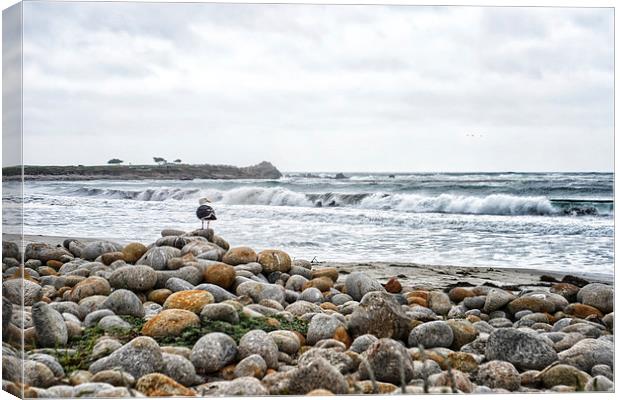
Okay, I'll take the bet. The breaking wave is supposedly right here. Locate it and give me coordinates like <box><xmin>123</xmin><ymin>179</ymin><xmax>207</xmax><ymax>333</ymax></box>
<box><xmin>68</xmin><ymin>186</ymin><xmax>612</xmax><ymax>216</ymax></box>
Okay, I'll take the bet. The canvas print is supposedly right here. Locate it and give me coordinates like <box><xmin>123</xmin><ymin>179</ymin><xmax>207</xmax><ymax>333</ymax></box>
<box><xmin>1</xmin><ymin>1</ymin><xmax>615</xmax><ymax>397</ymax></box>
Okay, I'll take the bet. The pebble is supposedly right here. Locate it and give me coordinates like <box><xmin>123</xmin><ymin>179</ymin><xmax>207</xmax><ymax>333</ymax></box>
<box><xmin>557</xmin><ymin>338</ymin><xmax>614</xmax><ymax>373</ymax></box>
<box><xmin>476</xmin><ymin>360</ymin><xmax>521</xmax><ymax>391</ymax></box>
<box><xmin>161</xmin><ymin>352</ymin><xmax>202</xmax><ymax>386</ymax></box>
<box><xmin>234</xmin><ymin>354</ymin><xmax>268</xmax><ymax>379</ymax></box>
<box><xmin>163</xmin><ymin>289</ymin><xmax>214</xmax><ymax>313</ymax></box>
<box><xmin>348</xmin><ymin>291</ymin><xmax>412</xmax><ymax>340</ymax></box>
<box><xmin>577</xmin><ymin>283</ymin><xmax>613</xmax><ymax>314</ymax></box>
<box><xmin>268</xmin><ymin>330</ymin><xmax>301</xmax><ymax>354</ymax></box>
<box><xmin>307</xmin><ymin>314</ymin><xmax>347</xmax><ymax>345</ymax></box>
<box><xmin>136</xmin><ymin>373</ymin><xmax>196</xmax><ymax>396</ymax></box>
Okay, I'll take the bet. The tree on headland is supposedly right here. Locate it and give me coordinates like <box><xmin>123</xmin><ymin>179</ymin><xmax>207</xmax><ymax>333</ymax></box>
<box><xmin>107</xmin><ymin>158</ymin><xmax>123</xmax><ymax>165</ymax></box>
<box><xmin>174</xmin><ymin>159</ymin><xmax>182</xmax><ymax>164</ymax></box>
<box><xmin>153</xmin><ymin>157</ymin><xmax>167</xmax><ymax>166</ymax></box>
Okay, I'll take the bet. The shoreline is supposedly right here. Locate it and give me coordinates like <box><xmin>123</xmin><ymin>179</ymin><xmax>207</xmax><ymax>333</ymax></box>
<box><xmin>4</xmin><ymin>233</ymin><xmax>613</xmax><ymax>290</ymax></box>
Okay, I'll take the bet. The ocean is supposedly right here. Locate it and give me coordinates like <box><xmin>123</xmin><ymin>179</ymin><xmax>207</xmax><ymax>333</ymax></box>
<box><xmin>2</xmin><ymin>172</ymin><xmax>614</xmax><ymax>275</ymax></box>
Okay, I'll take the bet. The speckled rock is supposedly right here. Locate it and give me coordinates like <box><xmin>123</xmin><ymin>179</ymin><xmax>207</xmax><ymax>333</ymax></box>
<box><xmin>201</xmin><ymin>303</ymin><xmax>239</xmax><ymax>324</ymax></box>
<box><xmin>286</xmin><ymin>357</ymin><xmax>348</xmax><ymax>394</ymax></box>
<box><xmin>577</xmin><ymin>283</ymin><xmax>613</xmax><ymax>314</ymax></box>
<box><xmin>108</xmin><ymin>265</ymin><xmax>158</xmax><ymax>291</ymax></box>
<box><xmin>359</xmin><ymin>338</ymin><xmax>414</xmax><ymax>385</ymax></box>
<box><xmin>81</xmin><ymin>241</ymin><xmax>123</xmax><ymax>261</ymax></box>
<box><xmin>91</xmin><ymin>370</ymin><xmax>135</xmax><ymax>387</ymax></box>
<box><xmin>121</xmin><ymin>242</ymin><xmax>148</xmax><ymax>264</ymax></box>
<box><xmin>89</xmin><ymin>336</ymin><xmax>163</xmax><ymax>379</ymax></box>
<box><xmin>236</xmin><ymin>281</ymin><xmax>286</xmax><ymax>305</ymax></box>
<box><xmin>32</xmin><ymin>301</ymin><xmax>68</xmax><ymax>347</ymax></box>
<box><xmin>101</xmin><ymin>289</ymin><xmax>144</xmax><ymax>317</ymax></box>
<box><xmin>475</xmin><ymin>360</ymin><xmax>520</xmax><ymax>391</ymax></box>
<box><xmin>486</xmin><ymin>328</ymin><xmax>558</xmax><ymax>370</ymax></box>
<box><xmin>447</xmin><ymin>319</ymin><xmax>478</xmax><ymax>350</ymax></box>
<box><xmin>200</xmin><ymin>377</ymin><xmax>269</xmax><ymax>396</ymax></box>
<box><xmin>161</xmin><ymin>353</ymin><xmax>202</xmax><ymax>387</ymax></box>
<box><xmin>238</xmin><ymin>330</ymin><xmax>279</xmax><ymax>369</ymax></box>
<box><xmin>190</xmin><ymin>332</ymin><xmax>237</xmax><ymax>373</ymax></box>
<box><xmin>408</xmin><ymin>321</ymin><xmax>454</xmax><ymax>349</ymax></box>
<box><xmin>234</xmin><ymin>354</ymin><xmax>267</xmax><ymax>379</ymax></box>
<box><xmin>137</xmin><ymin>246</ymin><xmax>181</xmax><ymax>270</ymax></box>
<box><xmin>268</xmin><ymin>330</ymin><xmax>301</xmax><ymax>354</ymax></box>
<box><xmin>307</xmin><ymin>314</ymin><xmax>347</xmax><ymax>345</ymax></box>
<box><xmin>483</xmin><ymin>289</ymin><xmax>516</xmax><ymax>313</ymax></box>
<box><xmin>428</xmin><ymin>369</ymin><xmax>474</xmax><ymax>393</ymax></box>
<box><xmin>3</xmin><ymin>279</ymin><xmax>42</xmax><ymax>306</ymax></box>
<box><xmin>348</xmin><ymin>291</ymin><xmax>412</xmax><ymax>340</ymax></box>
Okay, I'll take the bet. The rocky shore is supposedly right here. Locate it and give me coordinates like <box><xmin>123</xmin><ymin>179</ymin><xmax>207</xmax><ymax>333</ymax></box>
<box><xmin>2</xmin><ymin>161</ymin><xmax>282</xmax><ymax>181</ymax></box>
<box><xmin>1</xmin><ymin>230</ymin><xmax>614</xmax><ymax>397</ymax></box>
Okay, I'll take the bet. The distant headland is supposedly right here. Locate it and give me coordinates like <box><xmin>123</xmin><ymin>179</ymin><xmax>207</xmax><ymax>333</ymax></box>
<box><xmin>2</xmin><ymin>161</ymin><xmax>282</xmax><ymax>181</ymax></box>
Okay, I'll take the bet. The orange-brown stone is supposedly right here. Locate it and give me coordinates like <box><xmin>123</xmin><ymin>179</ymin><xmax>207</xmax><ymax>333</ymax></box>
<box><xmin>141</xmin><ymin>309</ymin><xmax>200</xmax><ymax>338</ymax></box>
<box><xmin>333</xmin><ymin>326</ymin><xmax>351</xmax><ymax>348</ymax></box>
<box><xmin>303</xmin><ymin>276</ymin><xmax>334</xmax><ymax>292</ymax></box>
<box><xmin>204</xmin><ymin>262</ymin><xmax>236</xmax><ymax>289</ymax></box>
<box><xmin>448</xmin><ymin>287</ymin><xmax>475</xmax><ymax>302</ymax></box>
<box><xmin>46</xmin><ymin>260</ymin><xmax>63</xmax><ymax>270</ymax></box>
<box><xmin>311</xmin><ymin>267</ymin><xmax>339</xmax><ymax>282</ymax></box>
<box><xmin>147</xmin><ymin>289</ymin><xmax>173</xmax><ymax>305</ymax></box>
<box><xmin>384</xmin><ymin>277</ymin><xmax>402</xmax><ymax>294</ymax></box>
<box><xmin>564</xmin><ymin>303</ymin><xmax>604</xmax><ymax>319</ymax></box>
<box><xmin>121</xmin><ymin>242</ymin><xmax>148</xmax><ymax>264</ymax></box>
<box><xmin>163</xmin><ymin>290</ymin><xmax>214</xmax><ymax>314</ymax></box>
<box><xmin>135</xmin><ymin>373</ymin><xmax>196</xmax><ymax>396</ymax></box>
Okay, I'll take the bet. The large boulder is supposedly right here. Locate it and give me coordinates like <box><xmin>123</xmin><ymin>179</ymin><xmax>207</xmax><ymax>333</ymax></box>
<box><xmin>486</xmin><ymin>328</ymin><xmax>558</xmax><ymax>370</ymax></box>
<box><xmin>348</xmin><ymin>291</ymin><xmax>412</xmax><ymax>340</ymax></box>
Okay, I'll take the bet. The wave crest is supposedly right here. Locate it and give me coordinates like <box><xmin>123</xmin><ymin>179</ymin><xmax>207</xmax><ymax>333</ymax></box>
<box><xmin>68</xmin><ymin>186</ymin><xmax>611</xmax><ymax>216</ymax></box>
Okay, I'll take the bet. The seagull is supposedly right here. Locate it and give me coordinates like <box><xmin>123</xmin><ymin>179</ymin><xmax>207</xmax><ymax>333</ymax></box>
<box><xmin>196</xmin><ymin>197</ymin><xmax>217</xmax><ymax>230</ymax></box>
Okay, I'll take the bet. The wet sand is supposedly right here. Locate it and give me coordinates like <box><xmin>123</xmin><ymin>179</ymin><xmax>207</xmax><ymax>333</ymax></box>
<box><xmin>5</xmin><ymin>233</ymin><xmax>612</xmax><ymax>291</ymax></box>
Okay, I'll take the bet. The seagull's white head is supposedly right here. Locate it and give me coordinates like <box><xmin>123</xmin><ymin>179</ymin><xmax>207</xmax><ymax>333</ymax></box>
<box><xmin>199</xmin><ymin>197</ymin><xmax>211</xmax><ymax>205</ymax></box>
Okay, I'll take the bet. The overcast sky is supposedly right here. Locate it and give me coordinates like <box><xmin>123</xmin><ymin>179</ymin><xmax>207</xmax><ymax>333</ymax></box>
<box><xmin>14</xmin><ymin>2</ymin><xmax>614</xmax><ymax>171</ymax></box>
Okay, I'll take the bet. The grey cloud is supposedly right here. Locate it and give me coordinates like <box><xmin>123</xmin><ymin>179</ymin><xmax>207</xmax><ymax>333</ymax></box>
<box><xmin>15</xmin><ymin>3</ymin><xmax>614</xmax><ymax>172</ymax></box>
